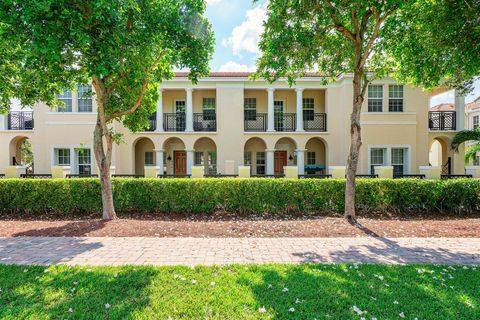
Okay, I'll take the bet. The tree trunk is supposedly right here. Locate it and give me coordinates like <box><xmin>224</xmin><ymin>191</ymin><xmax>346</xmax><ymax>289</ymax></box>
<box><xmin>344</xmin><ymin>69</ymin><xmax>364</xmax><ymax>223</ymax></box>
<box><xmin>93</xmin><ymin>116</ymin><xmax>117</xmax><ymax>220</ymax></box>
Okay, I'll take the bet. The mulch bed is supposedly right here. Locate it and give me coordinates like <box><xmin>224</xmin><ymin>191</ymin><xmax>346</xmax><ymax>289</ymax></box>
<box><xmin>0</xmin><ymin>212</ymin><xmax>479</xmax><ymax>237</ymax></box>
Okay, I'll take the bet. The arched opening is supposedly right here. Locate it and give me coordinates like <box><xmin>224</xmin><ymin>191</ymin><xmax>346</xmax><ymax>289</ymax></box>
<box><xmin>9</xmin><ymin>136</ymin><xmax>33</xmax><ymax>173</ymax></box>
<box><xmin>429</xmin><ymin>136</ymin><xmax>452</xmax><ymax>174</ymax></box>
<box><xmin>244</xmin><ymin>137</ymin><xmax>267</xmax><ymax>175</ymax></box>
<box><xmin>274</xmin><ymin>137</ymin><xmax>297</xmax><ymax>174</ymax></box>
<box><xmin>163</xmin><ymin>137</ymin><xmax>186</xmax><ymax>175</ymax></box>
<box><xmin>193</xmin><ymin>137</ymin><xmax>217</xmax><ymax>174</ymax></box>
<box><xmin>305</xmin><ymin>137</ymin><xmax>327</xmax><ymax>175</ymax></box>
<box><xmin>133</xmin><ymin>137</ymin><xmax>155</xmax><ymax>175</ymax></box>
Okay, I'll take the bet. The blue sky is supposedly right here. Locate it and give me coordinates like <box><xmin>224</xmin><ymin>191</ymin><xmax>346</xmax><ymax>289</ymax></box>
<box><xmin>204</xmin><ymin>0</ymin><xmax>479</xmax><ymax>105</ymax></box>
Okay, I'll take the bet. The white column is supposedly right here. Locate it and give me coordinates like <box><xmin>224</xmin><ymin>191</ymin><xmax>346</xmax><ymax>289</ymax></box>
<box><xmin>0</xmin><ymin>114</ymin><xmax>6</xmax><ymax>130</ymax></box>
<box><xmin>266</xmin><ymin>149</ymin><xmax>275</xmax><ymax>175</ymax></box>
<box><xmin>295</xmin><ymin>88</ymin><xmax>304</xmax><ymax>132</ymax></box>
<box><xmin>455</xmin><ymin>89</ymin><xmax>465</xmax><ymax>131</ymax></box>
<box><xmin>186</xmin><ymin>149</ymin><xmax>194</xmax><ymax>175</ymax></box>
<box><xmin>155</xmin><ymin>89</ymin><xmax>164</xmax><ymax>132</ymax></box>
<box><xmin>186</xmin><ymin>88</ymin><xmax>194</xmax><ymax>132</ymax></box>
<box><xmin>155</xmin><ymin>149</ymin><xmax>164</xmax><ymax>175</ymax></box>
<box><xmin>296</xmin><ymin>149</ymin><xmax>306</xmax><ymax>175</ymax></box>
<box><xmin>267</xmin><ymin>88</ymin><xmax>275</xmax><ymax>132</ymax></box>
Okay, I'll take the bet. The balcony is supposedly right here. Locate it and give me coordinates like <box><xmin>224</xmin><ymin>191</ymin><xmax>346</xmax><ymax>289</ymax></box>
<box><xmin>163</xmin><ymin>113</ymin><xmax>186</xmax><ymax>132</ymax></box>
<box><xmin>244</xmin><ymin>112</ymin><xmax>267</xmax><ymax>131</ymax></box>
<box><xmin>429</xmin><ymin>111</ymin><xmax>456</xmax><ymax>131</ymax></box>
<box><xmin>193</xmin><ymin>112</ymin><xmax>216</xmax><ymax>131</ymax></box>
<box><xmin>144</xmin><ymin>113</ymin><xmax>156</xmax><ymax>131</ymax></box>
<box><xmin>8</xmin><ymin>111</ymin><xmax>34</xmax><ymax>130</ymax></box>
<box><xmin>274</xmin><ymin>113</ymin><xmax>296</xmax><ymax>132</ymax></box>
<box><xmin>303</xmin><ymin>113</ymin><xmax>327</xmax><ymax>132</ymax></box>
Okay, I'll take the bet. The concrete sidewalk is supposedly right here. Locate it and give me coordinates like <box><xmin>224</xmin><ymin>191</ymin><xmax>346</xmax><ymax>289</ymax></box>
<box><xmin>0</xmin><ymin>237</ymin><xmax>478</xmax><ymax>266</ymax></box>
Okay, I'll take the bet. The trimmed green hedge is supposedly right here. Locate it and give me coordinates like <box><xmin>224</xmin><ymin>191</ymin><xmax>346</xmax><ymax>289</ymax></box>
<box><xmin>0</xmin><ymin>178</ymin><xmax>479</xmax><ymax>215</ymax></box>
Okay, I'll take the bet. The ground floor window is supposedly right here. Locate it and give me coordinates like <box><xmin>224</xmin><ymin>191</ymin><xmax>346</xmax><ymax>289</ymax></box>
<box><xmin>370</xmin><ymin>148</ymin><xmax>386</xmax><ymax>174</ymax></box>
<box><xmin>76</xmin><ymin>148</ymin><xmax>91</xmax><ymax>175</ymax></box>
<box><xmin>208</xmin><ymin>152</ymin><xmax>217</xmax><ymax>175</ymax></box>
<box><xmin>391</xmin><ymin>148</ymin><xmax>407</xmax><ymax>176</ymax></box>
<box><xmin>144</xmin><ymin>151</ymin><xmax>154</xmax><ymax>166</ymax></box>
<box><xmin>194</xmin><ymin>152</ymin><xmax>204</xmax><ymax>166</ymax></box>
<box><xmin>244</xmin><ymin>152</ymin><xmax>252</xmax><ymax>166</ymax></box>
<box><xmin>306</xmin><ymin>151</ymin><xmax>316</xmax><ymax>165</ymax></box>
<box><xmin>54</xmin><ymin>148</ymin><xmax>71</xmax><ymax>166</ymax></box>
<box><xmin>256</xmin><ymin>152</ymin><xmax>265</xmax><ymax>175</ymax></box>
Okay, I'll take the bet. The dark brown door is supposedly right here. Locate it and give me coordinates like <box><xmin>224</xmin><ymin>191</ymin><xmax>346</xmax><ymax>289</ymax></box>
<box><xmin>274</xmin><ymin>151</ymin><xmax>287</xmax><ymax>174</ymax></box>
<box><xmin>174</xmin><ymin>151</ymin><xmax>186</xmax><ymax>175</ymax></box>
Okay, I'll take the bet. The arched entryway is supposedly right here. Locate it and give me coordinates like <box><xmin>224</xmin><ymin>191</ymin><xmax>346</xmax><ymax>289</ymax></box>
<box><xmin>304</xmin><ymin>137</ymin><xmax>327</xmax><ymax>175</ymax></box>
<box><xmin>133</xmin><ymin>137</ymin><xmax>155</xmax><ymax>175</ymax></box>
<box><xmin>193</xmin><ymin>137</ymin><xmax>217</xmax><ymax>174</ymax></box>
<box><xmin>429</xmin><ymin>136</ymin><xmax>453</xmax><ymax>174</ymax></box>
<box><xmin>274</xmin><ymin>137</ymin><xmax>297</xmax><ymax>174</ymax></box>
<box><xmin>163</xmin><ymin>137</ymin><xmax>186</xmax><ymax>175</ymax></box>
<box><xmin>244</xmin><ymin>137</ymin><xmax>267</xmax><ymax>175</ymax></box>
<box><xmin>9</xmin><ymin>136</ymin><xmax>33</xmax><ymax>173</ymax></box>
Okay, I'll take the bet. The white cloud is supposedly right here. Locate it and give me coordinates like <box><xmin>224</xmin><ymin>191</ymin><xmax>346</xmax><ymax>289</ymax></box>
<box><xmin>205</xmin><ymin>0</ymin><xmax>222</xmax><ymax>5</ymax></box>
<box><xmin>218</xmin><ymin>61</ymin><xmax>255</xmax><ymax>72</ymax></box>
<box><xmin>222</xmin><ymin>3</ymin><xmax>267</xmax><ymax>57</ymax></box>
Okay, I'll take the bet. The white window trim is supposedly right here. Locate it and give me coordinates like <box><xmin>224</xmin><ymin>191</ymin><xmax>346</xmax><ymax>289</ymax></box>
<box><xmin>367</xmin><ymin>85</ymin><xmax>384</xmax><ymax>112</ymax></box>
<box><xmin>388</xmin><ymin>84</ymin><xmax>405</xmax><ymax>112</ymax></box>
<box><xmin>50</xmin><ymin>144</ymin><xmax>94</xmax><ymax>174</ymax></box>
<box><xmin>367</xmin><ymin>145</ymin><xmax>411</xmax><ymax>174</ymax></box>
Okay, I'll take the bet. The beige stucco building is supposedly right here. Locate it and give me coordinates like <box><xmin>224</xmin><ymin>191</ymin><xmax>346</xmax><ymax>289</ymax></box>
<box><xmin>0</xmin><ymin>72</ymin><xmax>468</xmax><ymax>177</ymax></box>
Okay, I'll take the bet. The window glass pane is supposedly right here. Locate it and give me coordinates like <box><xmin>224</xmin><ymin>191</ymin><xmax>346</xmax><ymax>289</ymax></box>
<box><xmin>389</xmin><ymin>85</ymin><xmax>404</xmax><ymax>112</ymax></box>
<box><xmin>244</xmin><ymin>152</ymin><xmax>252</xmax><ymax>166</ymax></box>
<box><xmin>175</xmin><ymin>100</ymin><xmax>186</xmax><ymax>113</ymax></box>
<box><xmin>194</xmin><ymin>152</ymin><xmax>204</xmax><ymax>165</ymax></box>
<box><xmin>76</xmin><ymin>149</ymin><xmax>91</xmax><ymax>175</ymax></box>
<box><xmin>78</xmin><ymin>85</ymin><xmax>93</xmax><ymax>112</ymax></box>
<box><xmin>202</xmin><ymin>98</ymin><xmax>216</xmax><ymax>120</ymax></box>
<box><xmin>57</xmin><ymin>91</ymin><xmax>73</xmax><ymax>112</ymax></box>
<box><xmin>303</xmin><ymin>98</ymin><xmax>315</xmax><ymax>121</ymax></box>
<box><xmin>244</xmin><ymin>98</ymin><xmax>257</xmax><ymax>120</ymax></box>
<box><xmin>368</xmin><ymin>85</ymin><xmax>383</xmax><ymax>112</ymax></box>
<box><xmin>256</xmin><ymin>152</ymin><xmax>265</xmax><ymax>175</ymax></box>
<box><xmin>55</xmin><ymin>148</ymin><xmax>70</xmax><ymax>166</ymax></box>
<box><xmin>474</xmin><ymin>116</ymin><xmax>479</xmax><ymax>129</ymax></box>
<box><xmin>144</xmin><ymin>151</ymin><xmax>154</xmax><ymax>166</ymax></box>
<box><xmin>208</xmin><ymin>152</ymin><xmax>217</xmax><ymax>174</ymax></box>
<box><xmin>307</xmin><ymin>152</ymin><xmax>316</xmax><ymax>165</ymax></box>
<box><xmin>370</xmin><ymin>148</ymin><xmax>385</xmax><ymax>174</ymax></box>
<box><xmin>392</xmin><ymin>148</ymin><xmax>406</xmax><ymax>175</ymax></box>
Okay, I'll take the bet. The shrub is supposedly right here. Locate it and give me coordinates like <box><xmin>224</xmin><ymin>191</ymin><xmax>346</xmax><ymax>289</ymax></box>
<box><xmin>0</xmin><ymin>178</ymin><xmax>479</xmax><ymax>216</ymax></box>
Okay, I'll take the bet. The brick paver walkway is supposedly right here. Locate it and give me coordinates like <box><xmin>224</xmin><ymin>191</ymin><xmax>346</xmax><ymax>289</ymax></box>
<box><xmin>0</xmin><ymin>237</ymin><xmax>479</xmax><ymax>266</ymax></box>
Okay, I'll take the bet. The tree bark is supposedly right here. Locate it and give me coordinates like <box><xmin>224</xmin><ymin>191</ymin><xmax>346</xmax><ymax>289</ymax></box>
<box><xmin>344</xmin><ymin>69</ymin><xmax>364</xmax><ymax>223</ymax></box>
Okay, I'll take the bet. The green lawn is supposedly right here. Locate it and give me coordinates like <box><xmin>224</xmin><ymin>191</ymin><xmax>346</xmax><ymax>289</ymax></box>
<box><xmin>0</xmin><ymin>264</ymin><xmax>478</xmax><ymax>319</ymax></box>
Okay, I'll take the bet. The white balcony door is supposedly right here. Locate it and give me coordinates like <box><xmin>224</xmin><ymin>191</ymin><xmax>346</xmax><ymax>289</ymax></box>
<box><xmin>174</xmin><ymin>100</ymin><xmax>185</xmax><ymax>131</ymax></box>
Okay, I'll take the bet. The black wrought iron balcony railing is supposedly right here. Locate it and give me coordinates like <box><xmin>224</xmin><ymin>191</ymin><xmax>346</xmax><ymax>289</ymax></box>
<box><xmin>303</xmin><ymin>113</ymin><xmax>327</xmax><ymax>132</ymax></box>
<box><xmin>193</xmin><ymin>112</ymin><xmax>216</xmax><ymax>131</ymax></box>
<box><xmin>429</xmin><ymin>111</ymin><xmax>456</xmax><ymax>131</ymax></box>
<box><xmin>163</xmin><ymin>112</ymin><xmax>186</xmax><ymax>132</ymax></box>
<box><xmin>7</xmin><ymin>111</ymin><xmax>34</xmax><ymax>130</ymax></box>
<box><xmin>244</xmin><ymin>112</ymin><xmax>267</xmax><ymax>131</ymax></box>
<box><xmin>274</xmin><ymin>113</ymin><xmax>296</xmax><ymax>132</ymax></box>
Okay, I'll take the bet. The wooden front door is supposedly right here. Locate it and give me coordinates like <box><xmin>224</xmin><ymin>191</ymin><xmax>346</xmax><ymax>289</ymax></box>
<box><xmin>274</xmin><ymin>151</ymin><xmax>287</xmax><ymax>174</ymax></box>
<box><xmin>174</xmin><ymin>151</ymin><xmax>186</xmax><ymax>175</ymax></box>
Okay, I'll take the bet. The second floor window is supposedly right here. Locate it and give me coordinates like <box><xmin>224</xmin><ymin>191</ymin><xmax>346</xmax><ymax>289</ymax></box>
<box><xmin>389</xmin><ymin>85</ymin><xmax>404</xmax><ymax>112</ymax></box>
<box><xmin>78</xmin><ymin>85</ymin><xmax>93</xmax><ymax>112</ymax></box>
<box><xmin>368</xmin><ymin>85</ymin><xmax>383</xmax><ymax>112</ymax></box>
<box><xmin>244</xmin><ymin>98</ymin><xmax>257</xmax><ymax>120</ymax></box>
<box><xmin>474</xmin><ymin>115</ymin><xmax>479</xmax><ymax>129</ymax></box>
<box><xmin>303</xmin><ymin>98</ymin><xmax>315</xmax><ymax>121</ymax></box>
<box><xmin>203</xmin><ymin>98</ymin><xmax>215</xmax><ymax>120</ymax></box>
<box><xmin>57</xmin><ymin>91</ymin><xmax>73</xmax><ymax>112</ymax></box>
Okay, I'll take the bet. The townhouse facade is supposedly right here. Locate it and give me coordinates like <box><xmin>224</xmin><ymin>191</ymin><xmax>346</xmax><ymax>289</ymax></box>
<box><xmin>0</xmin><ymin>72</ymin><xmax>468</xmax><ymax>177</ymax></box>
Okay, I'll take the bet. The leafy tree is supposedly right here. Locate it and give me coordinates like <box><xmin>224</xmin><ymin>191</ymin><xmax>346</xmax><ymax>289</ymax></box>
<box><xmin>255</xmin><ymin>0</ymin><xmax>478</xmax><ymax>221</ymax></box>
<box><xmin>0</xmin><ymin>0</ymin><xmax>214</xmax><ymax>219</ymax></box>
<box><xmin>451</xmin><ymin>129</ymin><xmax>480</xmax><ymax>164</ymax></box>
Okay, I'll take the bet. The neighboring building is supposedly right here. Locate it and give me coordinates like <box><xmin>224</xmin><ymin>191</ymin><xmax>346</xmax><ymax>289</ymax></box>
<box><xmin>0</xmin><ymin>72</ymin><xmax>467</xmax><ymax>177</ymax></box>
<box><xmin>465</xmin><ymin>96</ymin><xmax>480</xmax><ymax>165</ymax></box>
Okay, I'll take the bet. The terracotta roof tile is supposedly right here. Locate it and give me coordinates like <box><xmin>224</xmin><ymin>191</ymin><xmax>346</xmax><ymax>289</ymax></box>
<box><xmin>430</xmin><ymin>103</ymin><xmax>455</xmax><ymax>111</ymax></box>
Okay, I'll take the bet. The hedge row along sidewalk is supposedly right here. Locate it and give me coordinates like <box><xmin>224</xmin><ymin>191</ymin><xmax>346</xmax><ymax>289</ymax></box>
<box><xmin>0</xmin><ymin>178</ymin><xmax>479</xmax><ymax>215</ymax></box>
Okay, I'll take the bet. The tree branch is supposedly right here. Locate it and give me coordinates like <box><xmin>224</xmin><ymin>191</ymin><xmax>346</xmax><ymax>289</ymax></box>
<box><xmin>326</xmin><ymin>2</ymin><xmax>355</xmax><ymax>42</ymax></box>
<box><xmin>105</xmin><ymin>77</ymin><xmax>149</xmax><ymax>121</ymax></box>
<box><xmin>359</xmin><ymin>8</ymin><xmax>389</xmax><ymax>68</ymax></box>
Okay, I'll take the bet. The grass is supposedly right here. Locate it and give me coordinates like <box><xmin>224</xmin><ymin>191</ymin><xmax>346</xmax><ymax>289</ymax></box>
<box><xmin>0</xmin><ymin>264</ymin><xmax>478</xmax><ymax>319</ymax></box>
